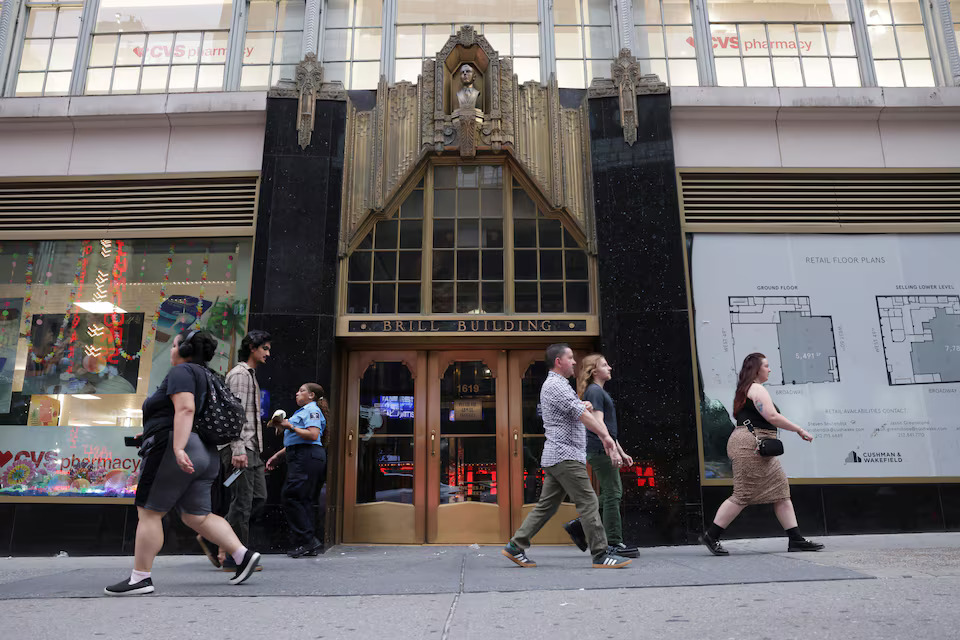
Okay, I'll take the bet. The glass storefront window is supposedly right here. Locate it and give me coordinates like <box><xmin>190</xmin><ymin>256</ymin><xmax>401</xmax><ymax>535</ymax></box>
<box><xmin>322</xmin><ymin>0</ymin><xmax>382</xmax><ymax>89</ymax></box>
<box><xmin>706</xmin><ymin>0</ymin><xmax>859</xmax><ymax>87</ymax></box>
<box><xmin>14</xmin><ymin>2</ymin><xmax>83</xmax><ymax>97</ymax></box>
<box><xmin>85</xmin><ymin>0</ymin><xmax>233</xmax><ymax>94</ymax></box>
<box><xmin>0</xmin><ymin>238</ymin><xmax>252</xmax><ymax>499</ymax></box>
<box><xmin>633</xmin><ymin>0</ymin><xmax>699</xmax><ymax>86</ymax></box>
<box><xmin>865</xmin><ymin>0</ymin><xmax>934</xmax><ymax>87</ymax></box>
<box><xmin>555</xmin><ymin>0</ymin><xmax>614</xmax><ymax>88</ymax></box>
<box><xmin>240</xmin><ymin>0</ymin><xmax>305</xmax><ymax>89</ymax></box>
<box><xmin>355</xmin><ymin>361</ymin><xmax>416</xmax><ymax>504</ymax></box>
<box><xmin>395</xmin><ymin>0</ymin><xmax>540</xmax><ymax>84</ymax></box>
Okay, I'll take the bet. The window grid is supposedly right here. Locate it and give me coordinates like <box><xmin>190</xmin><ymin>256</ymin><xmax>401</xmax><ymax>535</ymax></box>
<box><xmin>14</xmin><ymin>2</ymin><xmax>83</xmax><ymax>97</ymax></box>
<box><xmin>554</xmin><ymin>0</ymin><xmax>615</xmax><ymax>89</ymax></box>
<box><xmin>431</xmin><ymin>165</ymin><xmax>505</xmax><ymax>315</ymax></box>
<box><xmin>512</xmin><ymin>185</ymin><xmax>590</xmax><ymax>315</ymax></box>
<box><xmin>240</xmin><ymin>0</ymin><xmax>305</xmax><ymax>90</ymax></box>
<box><xmin>866</xmin><ymin>0</ymin><xmax>934</xmax><ymax>87</ymax></box>
<box><xmin>709</xmin><ymin>21</ymin><xmax>860</xmax><ymax>88</ymax></box>
<box><xmin>347</xmin><ymin>181</ymin><xmax>425</xmax><ymax>314</ymax></box>
<box><xmin>394</xmin><ymin>21</ymin><xmax>541</xmax><ymax>84</ymax></box>
<box><xmin>321</xmin><ymin>0</ymin><xmax>382</xmax><ymax>89</ymax></box>
<box><xmin>953</xmin><ymin>0</ymin><xmax>960</xmax><ymax>49</ymax></box>
<box><xmin>85</xmin><ymin>29</ymin><xmax>228</xmax><ymax>95</ymax></box>
<box><xmin>633</xmin><ymin>0</ymin><xmax>699</xmax><ymax>86</ymax></box>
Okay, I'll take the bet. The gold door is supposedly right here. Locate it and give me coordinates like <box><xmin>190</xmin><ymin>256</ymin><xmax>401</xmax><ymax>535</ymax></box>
<box><xmin>427</xmin><ymin>350</ymin><xmax>511</xmax><ymax>544</ymax></box>
<box><xmin>507</xmin><ymin>350</ymin><xmax>580</xmax><ymax>542</ymax></box>
<box><xmin>342</xmin><ymin>351</ymin><xmax>427</xmax><ymax>543</ymax></box>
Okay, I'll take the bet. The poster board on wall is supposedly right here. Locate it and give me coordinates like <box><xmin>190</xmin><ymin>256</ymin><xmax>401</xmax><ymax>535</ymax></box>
<box><xmin>691</xmin><ymin>234</ymin><xmax>960</xmax><ymax>480</ymax></box>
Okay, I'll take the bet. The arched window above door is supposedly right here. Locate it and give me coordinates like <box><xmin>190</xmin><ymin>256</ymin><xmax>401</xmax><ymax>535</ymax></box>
<box><xmin>344</xmin><ymin>161</ymin><xmax>592</xmax><ymax>316</ymax></box>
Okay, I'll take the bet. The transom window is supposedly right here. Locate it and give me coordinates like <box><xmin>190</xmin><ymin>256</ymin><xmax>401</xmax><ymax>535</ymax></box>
<box><xmin>86</xmin><ymin>0</ymin><xmax>233</xmax><ymax>95</ymax></box>
<box><xmin>345</xmin><ymin>163</ymin><xmax>591</xmax><ymax>315</ymax></box>
<box><xmin>13</xmin><ymin>1</ymin><xmax>83</xmax><ymax>96</ymax></box>
<box><xmin>394</xmin><ymin>0</ymin><xmax>541</xmax><ymax>83</ymax></box>
<box><xmin>240</xmin><ymin>0</ymin><xmax>305</xmax><ymax>89</ymax></box>
<box><xmin>865</xmin><ymin>0</ymin><xmax>934</xmax><ymax>87</ymax></box>
<box><xmin>321</xmin><ymin>0</ymin><xmax>383</xmax><ymax>89</ymax></box>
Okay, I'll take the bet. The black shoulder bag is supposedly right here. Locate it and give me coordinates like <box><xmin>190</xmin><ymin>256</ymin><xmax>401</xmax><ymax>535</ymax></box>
<box><xmin>743</xmin><ymin>419</ymin><xmax>784</xmax><ymax>457</ymax></box>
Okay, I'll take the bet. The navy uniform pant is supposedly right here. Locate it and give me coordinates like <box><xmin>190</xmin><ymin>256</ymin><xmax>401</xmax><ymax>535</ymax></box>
<box><xmin>282</xmin><ymin>444</ymin><xmax>326</xmax><ymax>547</ymax></box>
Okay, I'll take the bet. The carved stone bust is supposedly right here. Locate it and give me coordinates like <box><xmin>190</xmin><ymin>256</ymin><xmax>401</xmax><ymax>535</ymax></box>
<box><xmin>456</xmin><ymin>64</ymin><xmax>480</xmax><ymax>110</ymax></box>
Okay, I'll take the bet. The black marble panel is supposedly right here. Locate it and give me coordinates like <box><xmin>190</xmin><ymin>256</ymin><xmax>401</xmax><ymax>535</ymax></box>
<box><xmin>588</xmin><ymin>93</ymin><xmax>700</xmax><ymax>545</ymax></box>
<box><xmin>10</xmin><ymin>504</ymin><xmax>129</xmax><ymax>555</ymax></box>
<box><xmin>940</xmin><ymin>484</ymin><xmax>960</xmax><ymax>531</ymax></box>
<box><xmin>701</xmin><ymin>485</ymin><xmax>826</xmax><ymax>540</ymax></box>
<box><xmin>0</xmin><ymin>504</ymin><xmax>13</xmax><ymax>556</ymax></box>
<box><xmin>822</xmin><ymin>484</ymin><xmax>943</xmax><ymax>534</ymax></box>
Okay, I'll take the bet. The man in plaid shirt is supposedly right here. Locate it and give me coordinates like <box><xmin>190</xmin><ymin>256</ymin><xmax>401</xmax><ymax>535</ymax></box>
<box><xmin>502</xmin><ymin>344</ymin><xmax>633</xmax><ymax>569</ymax></box>
<box><xmin>197</xmin><ymin>330</ymin><xmax>271</xmax><ymax>571</ymax></box>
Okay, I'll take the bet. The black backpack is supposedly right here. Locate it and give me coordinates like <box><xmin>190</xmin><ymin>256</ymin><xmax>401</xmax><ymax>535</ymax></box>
<box><xmin>192</xmin><ymin>365</ymin><xmax>245</xmax><ymax>446</ymax></box>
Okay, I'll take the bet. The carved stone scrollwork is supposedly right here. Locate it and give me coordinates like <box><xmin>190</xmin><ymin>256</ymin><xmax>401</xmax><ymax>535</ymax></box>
<box><xmin>594</xmin><ymin>49</ymin><xmax>668</xmax><ymax>147</ymax></box>
<box><xmin>340</xmin><ymin>24</ymin><xmax>597</xmax><ymax>251</ymax></box>
<box><xmin>295</xmin><ymin>53</ymin><xmax>324</xmax><ymax>149</ymax></box>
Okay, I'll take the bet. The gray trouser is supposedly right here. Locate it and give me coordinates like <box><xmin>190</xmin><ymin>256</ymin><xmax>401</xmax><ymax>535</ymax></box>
<box><xmin>510</xmin><ymin>459</ymin><xmax>608</xmax><ymax>557</ymax></box>
<box><xmin>219</xmin><ymin>446</ymin><xmax>267</xmax><ymax>546</ymax></box>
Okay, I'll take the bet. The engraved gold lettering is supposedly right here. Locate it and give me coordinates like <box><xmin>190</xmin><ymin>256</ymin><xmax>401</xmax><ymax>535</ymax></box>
<box><xmin>471</xmin><ymin>321</ymin><xmax>479</xmax><ymax>331</ymax></box>
<box><xmin>527</xmin><ymin>320</ymin><xmax>537</xmax><ymax>331</ymax></box>
<box><xmin>493</xmin><ymin>321</ymin><xmax>502</xmax><ymax>331</ymax></box>
<box><xmin>541</xmin><ymin>321</ymin><xmax>551</xmax><ymax>331</ymax></box>
<box><xmin>505</xmin><ymin>321</ymin><xmax>515</xmax><ymax>331</ymax></box>
<box><xmin>458</xmin><ymin>321</ymin><xmax>467</xmax><ymax>332</ymax></box>
<box><xmin>395</xmin><ymin>320</ymin><xmax>405</xmax><ymax>331</ymax></box>
<box><xmin>384</xmin><ymin>321</ymin><xmax>393</xmax><ymax>331</ymax></box>
<box><xmin>432</xmin><ymin>320</ymin><xmax>440</xmax><ymax>331</ymax></box>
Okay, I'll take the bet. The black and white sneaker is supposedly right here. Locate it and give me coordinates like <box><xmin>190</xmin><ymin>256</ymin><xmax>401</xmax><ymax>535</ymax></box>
<box><xmin>104</xmin><ymin>577</ymin><xmax>154</xmax><ymax>596</ymax></box>
<box><xmin>592</xmin><ymin>552</ymin><xmax>632</xmax><ymax>569</ymax></box>
<box><xmin>611</xmin><ymin>542</ymin><xmax>640</xmax><ymax>558</ymax></box>
<box><xmin>229</xmin><ymin>549</ymin><xmax>261</xmax><ymax>585</ymax></box>
<box><xmin>501</xmin><ymin>542</ymin><xmax>537</xmax><ymax>567</ymax></box>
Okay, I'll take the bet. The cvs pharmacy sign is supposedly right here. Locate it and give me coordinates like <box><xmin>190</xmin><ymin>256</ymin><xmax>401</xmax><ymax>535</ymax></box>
<box><xmin>686</xmin><ymin>35</ymin><xmax>814</xmax><ymax>53</ymax></box>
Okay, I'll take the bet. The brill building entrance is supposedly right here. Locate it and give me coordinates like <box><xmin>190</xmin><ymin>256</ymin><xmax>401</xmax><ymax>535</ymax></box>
<box><xmin>328</xmin><ymin>27</ymin><xmax>619</xmax><ymax>545</ymax></box>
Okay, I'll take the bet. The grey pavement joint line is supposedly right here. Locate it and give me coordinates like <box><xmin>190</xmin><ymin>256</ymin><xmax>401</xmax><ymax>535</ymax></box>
<box><xmin>441</xmin><ymin>555</ymin><xmax>467</xmax><ymax>640</ymax></box>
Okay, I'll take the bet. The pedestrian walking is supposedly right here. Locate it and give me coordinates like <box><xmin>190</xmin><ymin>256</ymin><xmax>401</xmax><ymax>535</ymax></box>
<box><xmin>266</xmin><ymin>383</ymin><xmax>328</xmax><ymax>558</ymax></box>
<box><xmin>699</xmin><ymin>352</ymin><xmax>824</xmax><ymax>555</ymax></box>
<box><xmin>502</xmin><ymin>344</ymin><xmax>632</xmax><ymax>569</ymax></box>
<box><xmin>197</xmin><ymin>330</ymin><xmax>271</xmax><ymax>572</ymax></box>
<box><xmin>105</xmin><ymin>329</ymin><xmax>261</xmax><ymax>595</ymax></box>
<box><xmin>563</xmin><ymin>354</ymin><xmax>640</xmax><ymax>558</ymax></box>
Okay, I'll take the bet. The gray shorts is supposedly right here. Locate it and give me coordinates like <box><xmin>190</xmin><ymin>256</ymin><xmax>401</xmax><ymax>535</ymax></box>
<box><xmin>135</xmin><ymin>431</ymin><xmax>220</xmax><ymax>515</ymax></box>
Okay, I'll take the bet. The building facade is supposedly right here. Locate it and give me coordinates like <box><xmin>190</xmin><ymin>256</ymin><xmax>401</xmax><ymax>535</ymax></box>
<box><xmin>0</xmin><ymin>0</ymin><xmax>958</xmax><ymax>554</ymax></box>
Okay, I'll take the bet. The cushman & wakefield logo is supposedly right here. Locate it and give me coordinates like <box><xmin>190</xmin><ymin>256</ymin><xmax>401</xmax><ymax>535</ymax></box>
<box><xmin>845</xmin><ymin>450</ymin><xmax>903</xmax><ymax>464</ymax></box>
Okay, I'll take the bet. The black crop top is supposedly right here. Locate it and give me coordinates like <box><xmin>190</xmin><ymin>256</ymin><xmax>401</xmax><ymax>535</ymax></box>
<box><xmin>733</xmin><ymin>398</ymin><xmax>777</xmax><ymax>431</ymax></box>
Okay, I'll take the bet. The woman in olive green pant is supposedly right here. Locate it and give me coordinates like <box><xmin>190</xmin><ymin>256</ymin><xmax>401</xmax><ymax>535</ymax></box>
<box><xmin>573</xmin><ymin>354</ymin><xmax>639</xmax><ymax>558</ymax></box>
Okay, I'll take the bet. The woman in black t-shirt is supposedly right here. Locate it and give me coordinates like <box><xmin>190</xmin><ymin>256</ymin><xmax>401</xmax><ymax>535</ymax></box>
<box><xmin>105</xmin><ymin>329</ymin><xmax>261</xmax><ymax>595</ymax></box>
<box><xmin>698</xmin><ymin>352</ymin><xmax>823</xmax><ymax>556</ymax></box>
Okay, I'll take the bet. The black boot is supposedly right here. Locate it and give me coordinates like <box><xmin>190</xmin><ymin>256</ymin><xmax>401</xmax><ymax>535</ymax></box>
<box><xmin>788</xmin><ymin>538</ymin><xmax>825</xmax><ymax>552</ymax></box>
<box><xmin>698</xmin><ymin>532</ymin><xmax>729</xmax><ymax>556</ymax></box>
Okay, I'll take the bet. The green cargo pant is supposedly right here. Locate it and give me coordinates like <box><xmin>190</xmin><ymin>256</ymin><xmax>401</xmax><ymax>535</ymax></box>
<box><xmin>587</xmin><ymin>451</ymin><xmax>623</xmax><ymax>546</ymax></box>
<box><xmin>510</xmin><ymin>460</ymin><xmax>608</xmax><ymax>558</ymax></box>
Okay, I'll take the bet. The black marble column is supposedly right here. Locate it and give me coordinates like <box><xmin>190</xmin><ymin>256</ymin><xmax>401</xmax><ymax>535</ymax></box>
<box><xmin>246</xmin><ymin>96</ymin><xmax>346</xmax><ymax>551</ymax></box>
<box><xmin>588</xmin><ymin>93</ymin><xmax>701</xmax><ymax>545</ymax></box>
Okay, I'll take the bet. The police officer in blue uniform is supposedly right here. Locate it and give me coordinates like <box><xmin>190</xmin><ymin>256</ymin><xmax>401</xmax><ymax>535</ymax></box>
<box><xmin>266</xmin><ymin>382</ymin><xmax>328</xmax><ymax>557</ymax></box>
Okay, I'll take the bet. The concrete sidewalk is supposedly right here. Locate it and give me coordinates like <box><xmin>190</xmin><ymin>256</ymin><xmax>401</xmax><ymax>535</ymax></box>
<box><xmin>2</xmin><ymin>533</ymin><xmax>959</xmax><ymax>639</ymax></box>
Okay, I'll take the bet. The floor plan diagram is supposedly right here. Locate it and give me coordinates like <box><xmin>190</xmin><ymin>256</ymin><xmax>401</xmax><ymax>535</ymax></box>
<box><xmin>877</xmin><ymin>295</ymin><xmax>960</xmax><ymax>385</ymax></box>
<box><xmin>729</xmin><ymin>296</ymin><xmax>840</xmax><ymax>385</ymax></box>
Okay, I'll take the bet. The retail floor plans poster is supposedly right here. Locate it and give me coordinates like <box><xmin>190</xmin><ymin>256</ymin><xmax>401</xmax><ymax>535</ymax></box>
<box><xmin>877</xmin><ymin>296</ymin><xmax>960</xmax><ymax>385</ymax></box>
<box><xmin>691</xmin><ymin>234</ymin><xmax>960</xmax><ymax>479</ymax></box>
<box><xmin>729</xmin><ymin>296</ymin><xmax>840</xmax><ymax>385</ymax></box>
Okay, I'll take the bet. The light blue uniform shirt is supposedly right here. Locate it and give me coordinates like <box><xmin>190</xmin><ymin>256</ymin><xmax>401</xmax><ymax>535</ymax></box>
<box><xmin>284</xmin><ymin>401</ymin><xmax>325</xmax><ymax>447</ymax></box>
